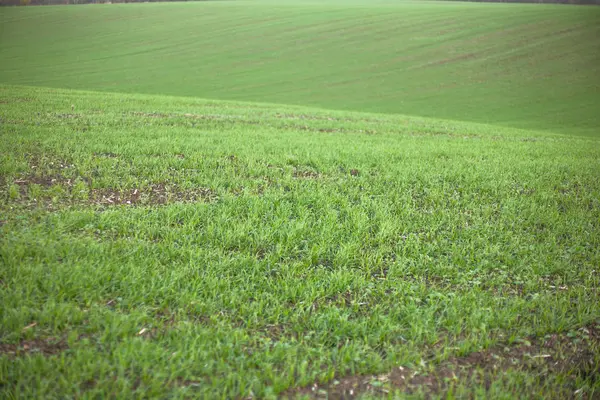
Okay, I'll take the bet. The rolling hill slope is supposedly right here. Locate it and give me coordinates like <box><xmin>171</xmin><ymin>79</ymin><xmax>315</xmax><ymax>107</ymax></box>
<box><xmin>1</xmin><ymin>1</ymin><xmax>599</xmax><ymax>135</ymax></box>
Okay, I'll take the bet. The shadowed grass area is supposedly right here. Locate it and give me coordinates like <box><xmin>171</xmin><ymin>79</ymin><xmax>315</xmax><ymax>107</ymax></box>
<box><xmin>1</xmin><ymin>85</ymin><xmax>599</xmax><ymax>398</ymax></box>
<box><xmin>0</xmin><ymin>1</ymin><xmax>599</xmax><ymax>135</ymax></box>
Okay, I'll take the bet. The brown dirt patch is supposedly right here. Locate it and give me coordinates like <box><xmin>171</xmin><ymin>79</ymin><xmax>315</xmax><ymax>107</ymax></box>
<box><xmin>131</xmin><ymin>111</ymin><xmax>240</xmax><ymax>121</ymax></box>
<box><xmin>13</xmin><ymin>174</ymin><xmax>74</xmax><ymax>189</ymax></box>
<box><xmin>275</xmin><ymin>113</ymin><xmax>341</xmax><ymax>122</ymax></box>
<box><xmin>284</xmin><ymin>322</ymin><xmax>600</xmax><ymax>399</ymax></box>
<box><xmin>131</xmin><ymin>111</ymin><xmax>169</xmax><ymax>118</ymax></box>
<box><xmin>0</xmin><ymin>338</ymin><xmax>68</xmax><ymax>357</ymax></box>
<box><xmin>29</xmin><ymin>154</ymin><xmax>73</xmax><ymax>168</ymax></box>
<box><xmin>8</xmin><ymin>175</ymin><xmax>217</xmax><ymax>208</ymax></box>
<box><xmin>0</xmin><ymin>97</ymin><xmax>34</xmax><ymax>104</ymax></box>
<box><xmin>318</xmin><ymin>128</ymin><xmax>339</xmax><ymax>133</ymax></box>
<box><xmin>293</xmin><ymin>169</ymin><xmax>321</xmax><ymax>179</ymax></box>
<box><xmin>52</xmin><ymin>113</ymin><xmax>81</xmax><ymax>119</ymax></box>
<box><xmin>276</xmin><ymin>123</ymin><xmax>375</xmax><ymax>136</ymax></box>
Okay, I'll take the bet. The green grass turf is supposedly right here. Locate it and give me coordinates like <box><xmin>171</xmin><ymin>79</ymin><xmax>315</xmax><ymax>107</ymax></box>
<box><xmin>1</xmin><ymin>85</ymin><xmax>599</xmax><ymax>398</ymax></box>
<box><xmin>0</xmin><ymin>1</ymin><xmax>599</xmax><ymax>136</ymax></box>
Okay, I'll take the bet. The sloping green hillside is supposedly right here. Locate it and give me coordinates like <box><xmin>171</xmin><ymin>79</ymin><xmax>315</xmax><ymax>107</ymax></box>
<box><xmin>1</xmin><ymin>85</ymin><xmax>599</xmax><ymax>398</ymax></box>
<box><xmin>0</xmin><ymin>1</ymin><xmax>599</xmax><ymax>135</ymax></box>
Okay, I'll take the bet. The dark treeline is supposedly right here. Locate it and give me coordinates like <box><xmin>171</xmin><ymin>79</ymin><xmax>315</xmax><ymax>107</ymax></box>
<box><xmin>1</xmin><ymin>0</ymin><xmax>598</xmax><ymax>4</ymax></box>
<box><xmin>1</xmin><ymin>0</ymin><xmax>210</xmax><ymax>5</ymax></box>
<box><xmin>437</xmin><ymin>0</ymin><xmax>600</xmax><ymax>3</ymax></box>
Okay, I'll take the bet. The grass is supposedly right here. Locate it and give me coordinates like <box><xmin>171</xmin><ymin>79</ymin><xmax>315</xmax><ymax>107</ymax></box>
<box><xmin>0</xmin><ymin>1</ymin><xmax>599</xmax><ymax>135</ymax></box>
<box><xmin>1</xmin><ymin>0</ymin><xmax>600</xmax><ymax>397</ymax></box>
<box><xmin>1</xmin><ymin>84</ymin><xmax>599</xmax><ymax>398</ymax></box>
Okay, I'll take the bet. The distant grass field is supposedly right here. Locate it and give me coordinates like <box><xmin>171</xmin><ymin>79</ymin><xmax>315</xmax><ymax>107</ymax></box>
<box><xmin>1</xmin><ymin>1</ymin><xmax>599</xmax><ymax>135</ymax></box>
<box><xmin>1</xmin><ymin>85</ymin><xmax>599</xmax><ymax>398</ymax></box>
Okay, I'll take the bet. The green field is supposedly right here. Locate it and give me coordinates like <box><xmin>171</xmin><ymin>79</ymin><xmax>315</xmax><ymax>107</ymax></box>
<box><xmin>2</xmin><ymin>85</ymin><xmax>600</xmax><ymax>398</ymax></box>
<box><xmin>1</xmin><ymin>1</ymin><xmax>600</xmax><ymax>399</ymax></box>
<box><xmin>1</xmin><ymin>1</ymin><xmax>599</xmax><ymax>135</ymax></box>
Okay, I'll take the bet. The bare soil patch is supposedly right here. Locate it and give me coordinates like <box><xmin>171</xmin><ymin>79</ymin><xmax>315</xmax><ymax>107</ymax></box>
<box><xmin>0</xmin><ymin>97</ymin><xmax>34</xmax><ymax>104</ymax></box>
<box><xmin>284</xmin><ymin>322</ymin><xmax>600</xmax><ymax>399</ymax></box>
<box><xmin>0</xmin><ymin>338</ymin><xmax>68</xmax><ymax>357</ymax></box>
<box><xmin>13</xmin><ymin>174</ymin><xmax>71</xmax><ymax>189</ymax></box>
<box><xmin>293</xmin><ymin>168</ymin><xmax>321</xmax><ymax>179</ymax></box>
<box><xmin>9</xmin><ymin>174</ymin><xmax>217</xmax><ymax>208</ymax></box>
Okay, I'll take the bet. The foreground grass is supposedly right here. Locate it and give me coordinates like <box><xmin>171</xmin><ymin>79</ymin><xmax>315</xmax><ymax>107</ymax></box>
<box><xmin>1</xmin><ymin>85</ymin><xmax>600</xmax><ymax>398</ymax></box>
<box><xmin>1</xmin><ymin>1</ymin><xmax>599</xmax><ymax>135</ymax></box>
